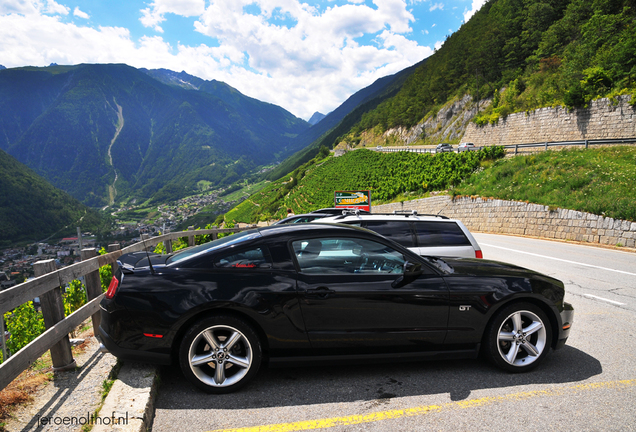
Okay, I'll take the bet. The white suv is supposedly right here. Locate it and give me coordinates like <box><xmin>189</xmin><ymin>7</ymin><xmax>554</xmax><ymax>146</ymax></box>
<box><xmin>314</xmin><ymin>211</ymin><xmax>483</xmax><ymax>259</ymax></box>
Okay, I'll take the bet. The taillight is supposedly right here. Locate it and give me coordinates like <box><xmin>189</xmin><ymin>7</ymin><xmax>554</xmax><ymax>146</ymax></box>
<box><xmin>475</xmin><ymin>250</ymin><xmax>483</xmax><ymax>259</ymax></box>
<box><xmin>105</xmin><ymin>276</ymin><xmax>119</xmax><ymax>299</ymax></box>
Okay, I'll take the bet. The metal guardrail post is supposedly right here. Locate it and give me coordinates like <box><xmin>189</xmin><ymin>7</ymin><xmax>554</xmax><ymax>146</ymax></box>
<box><xmin>34</xmin><ymin>260</ymin><xmax>76</xmax><ymax>371</ymax></box>
<box><xmin>585</xmin><ymin>140</ymin><xmax>589</xmax><ymax>149</ymax></box>
<box><xmin>515</xmin><ymin>144</ymin><xmax>518</xmax><ymax>155</ymax></box>
<box><xmin>545</xmin><ymin>142</ymin><xmax>548</xmax><ymax>151</ymax></box>
<box><xmin>81</xmin><ymin>249</ymin><xmax>103</xmax><ymax>338</ymax></box>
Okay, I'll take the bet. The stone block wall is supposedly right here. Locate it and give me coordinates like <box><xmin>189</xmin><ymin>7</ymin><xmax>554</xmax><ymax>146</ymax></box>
<box><xmin>373</xmin><ymin>196</ymin><xmax>636</xmax><ymax>249</ymax></box>
<box><xmin>462</xmin><ymin>96</ymin><xmax>636</xmax><ymax>146</ymax></box>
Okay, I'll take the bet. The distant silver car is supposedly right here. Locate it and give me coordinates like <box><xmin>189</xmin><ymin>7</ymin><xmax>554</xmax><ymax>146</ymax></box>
<box><xmin>458</xmin><ymin>142</ymin><xmax>476</xmax><ymax>152</ymax></box>
<box><xmin>435</xmin><ymin>143</ymin><xmax>453</xmax><ymax>153</ymax></box>
<box><xmin>315</xmin><ymin>211</ymin><xmax>483</xmax><ymax>259</ymax></box>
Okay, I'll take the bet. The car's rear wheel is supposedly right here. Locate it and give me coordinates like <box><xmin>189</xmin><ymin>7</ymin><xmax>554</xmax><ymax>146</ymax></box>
<box><xmin>179</xmin><ymin>315</ymin><xmax>261</xmax><ymax>393</ymax></box>
<box><xmin>484</xmin><ymin>302</ymin><xmax>552</xmax><ymax>372</ymax></box>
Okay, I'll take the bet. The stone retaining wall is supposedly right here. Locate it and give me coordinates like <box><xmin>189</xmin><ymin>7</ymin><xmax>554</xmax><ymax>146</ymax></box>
<box><xmin>373</xmin><ymin>196</ymin><xmax>636</xmax><ymax>248</ymax></box>
<box><xmin>462</xmin><ymin>96</ymin><xmax>636</xmax><ymax>146</ymax></box>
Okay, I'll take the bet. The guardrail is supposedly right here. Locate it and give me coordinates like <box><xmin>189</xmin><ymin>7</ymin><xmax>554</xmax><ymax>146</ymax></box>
<box><xmin>377</xmin><ymin>147</ymin><xmax>436</xmax><ymax>154</ymax></box>
<box><xmin>374</xmin><ymin>137</ymin><xmax>636</xmax><ymax>154</ymax></box>
<box><xmin>503</xmin><ymin>137</ymin><xmax>636</xmax><ymax>154</ymax></box>
<box><xmin>0</xmin><ymin>227</ymin><xmax>248</xmax><ymax>390</ymax></box>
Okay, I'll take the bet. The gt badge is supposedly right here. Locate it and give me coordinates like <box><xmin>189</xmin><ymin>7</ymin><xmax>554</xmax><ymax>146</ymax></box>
<box><xmin>459</xmin><ymin>305</ymin><xmax>471</xmax><ymax>311</ymax></box>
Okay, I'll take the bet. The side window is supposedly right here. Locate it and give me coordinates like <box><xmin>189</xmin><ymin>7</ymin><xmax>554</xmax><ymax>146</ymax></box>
<box><xmin>292</xmin><ymin>216</ymin><xmax>318</xmax><ymax>223</ymax></box>
<box><xmin>292</xmin><ymin>237</ymin><xmax>405</xmax><ymax>274</ymax></box>
<box><xmin>213</xmin><ymin>247</ymin><xmax>271</xmax><ymax>269</ymax></box>
<box><xmin>362</xmin><ymin>221</ymin><xmax>415</xmax><ymax>247</ymax></box>
<box><xmin>414</xmin><ymin>222</ymin><xmax>471</xmax><ymax>246</ymax></box>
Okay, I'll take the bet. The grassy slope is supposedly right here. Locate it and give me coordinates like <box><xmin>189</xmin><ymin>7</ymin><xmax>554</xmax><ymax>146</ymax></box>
<box><xmin>456</xmin><ymin>146</ymin><xmax>636</xmax><ymax>221</ymax></box>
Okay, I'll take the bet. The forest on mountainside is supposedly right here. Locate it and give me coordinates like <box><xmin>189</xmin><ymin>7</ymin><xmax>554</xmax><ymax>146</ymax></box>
<box><xmin>347</xmin><ymin>0</ymin><xmax>636</xmax><ymax>138</ymax></box>
<box><xmin>0</xmin><ymin>149</ymin><xmax>109</xmax><ymax>246</ymax></box>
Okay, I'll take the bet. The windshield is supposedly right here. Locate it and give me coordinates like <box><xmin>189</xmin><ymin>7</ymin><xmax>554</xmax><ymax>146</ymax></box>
<box><xmin>166</xmin><ymin>229</ymin><xmax>262</xmax><ymax>265</ymax></box>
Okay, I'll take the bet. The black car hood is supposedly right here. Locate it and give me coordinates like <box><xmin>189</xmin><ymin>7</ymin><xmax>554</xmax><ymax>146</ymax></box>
<box><xmin>426</xmin><ymin>257</ymin><xmax>560</xmax><ymax>283</ymax></box>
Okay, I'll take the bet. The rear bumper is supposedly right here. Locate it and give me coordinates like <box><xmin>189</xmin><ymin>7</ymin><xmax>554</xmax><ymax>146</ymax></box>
<box><xmin>99</xmin><ymin>325</ymin><xmax>172</xmax><ymax>365</ymax></box>
<box><xmin>555</xmin><ymin>302</ymin><xmax>574</xmax><ymax>350</ymax></box>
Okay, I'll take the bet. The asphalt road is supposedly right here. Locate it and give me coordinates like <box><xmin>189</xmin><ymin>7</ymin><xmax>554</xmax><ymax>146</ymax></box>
<box><xmin>150</xmin><ymin>235</ymin><xmax>636</xmax><ymax>432</ymax></box>
<box><xmin>474</xmin><ymin>233</ymin><xmax>636</xmax><ymax>313</ymax></box>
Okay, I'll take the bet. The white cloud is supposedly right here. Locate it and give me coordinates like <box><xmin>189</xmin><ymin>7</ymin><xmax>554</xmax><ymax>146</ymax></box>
<box><xmin>463</xmin><ymin>0</ymin><xmax>487</xmax><ymax>23</ymax></box>
<box><xmin>73</xmin><ymin>7</ymin><xmax>89</xmax><ymax>19</ymax></box>
<box><xmin>1</xmin><ymin>0</ymin><xmax>68</xmax><ymax>15</ymax></box>
<box><xmin>140</xmin><ymin>0</ymin><xmax>206</xmax><ymax>32</ymax></box>
<box><xmin>429</xmin><ymin>3</ymin><xmax>444</xmax><ymax>12</ymax></box>
<box><xmin>44</xmin><ymin>0</ymin><xmax>69</xmax><ymax>15</ymax></box>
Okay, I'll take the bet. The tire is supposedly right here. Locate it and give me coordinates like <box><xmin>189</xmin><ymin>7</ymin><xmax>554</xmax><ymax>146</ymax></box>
<box><xmin>484</xmin><ymin>302</ymin><xmax>552</xmax><ymax>372</ymax></box>
<box><xmin>179</xmin><ymin>315</ymin><xmax>262</xmax><ymax>393</ymax></box>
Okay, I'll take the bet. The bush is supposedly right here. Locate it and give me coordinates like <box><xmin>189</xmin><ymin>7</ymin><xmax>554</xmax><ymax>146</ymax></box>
<box><xmin>2</xmin><ymin>302</ymin><xmax>45</xmax><ymax>357</ymax></box>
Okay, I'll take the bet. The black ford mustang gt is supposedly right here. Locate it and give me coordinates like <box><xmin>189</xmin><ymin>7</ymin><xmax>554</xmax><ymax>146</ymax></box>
<box><xmin>99</xmin><ymin>223</ymin><xmax>574</xmax><ymax>393</ymax></box>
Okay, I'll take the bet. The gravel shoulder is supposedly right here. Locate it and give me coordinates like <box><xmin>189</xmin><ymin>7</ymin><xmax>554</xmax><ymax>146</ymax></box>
<box><xmin>4</xmin><ymin>332</ymin><xmax>117</xmax><ymax>432</ymax></box>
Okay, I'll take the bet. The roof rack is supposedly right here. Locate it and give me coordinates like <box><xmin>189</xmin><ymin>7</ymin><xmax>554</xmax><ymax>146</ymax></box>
<box><xmin>332</xmin><ymin>210</ymin><xmax>449</xmax><ymax>220</ymax></box>
<box><xmin>371</xmin><ymin>211</ymin><xmax>450</xmax><ymax>219</ymax></box>
<box><xmin>332</xmin><ymin>209</ymin><xmax>362</xmax><ymax>220</ymax></box>
<box><xmin>341</xmin><ymin>209</ymin><xmax>361</xmax><ymax>215</ymax></box>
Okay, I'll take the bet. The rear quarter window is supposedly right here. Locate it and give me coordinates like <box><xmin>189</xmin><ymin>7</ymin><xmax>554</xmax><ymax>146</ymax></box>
<box><xmin>214</xmin><ymin>247</ymin><xmax>271</xmax><ymax>268</ymax></box>
<box><xmin>361</xmin><ymin>221</ymin><xmax>415</xmax><ymax>247</ymax></box>
<box><xmin>414</xmin><ymin>221</ymin><xmax>471</xmax><ymax>246</ymax></box>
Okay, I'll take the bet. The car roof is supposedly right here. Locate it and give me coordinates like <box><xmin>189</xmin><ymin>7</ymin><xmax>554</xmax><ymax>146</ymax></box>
<box><xmin>273</xmin><ymin>213</ymin><xmax>332</xmax><ymax>224</ymax></box>
<box><xmin>315</xmin><ymin>213</ymin><xmax>457</xmax><ymax>223</ymax></box>
<box><xmin>258</xmin><ymin>221</ymin><xmax>383</xmax><ymax>238</ymax></box>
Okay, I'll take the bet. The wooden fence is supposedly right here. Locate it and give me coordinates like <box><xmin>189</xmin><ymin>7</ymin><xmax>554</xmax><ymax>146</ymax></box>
<box><xmin>0</xmin><ymin>227</ymin><xmax>247</xmax><ymax>390</ymax></box>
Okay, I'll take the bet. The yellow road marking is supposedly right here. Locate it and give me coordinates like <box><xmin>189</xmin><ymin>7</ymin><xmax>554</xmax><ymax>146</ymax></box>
<box><xmin>208</xmin><ymin>379</ymin><xmax>636</xmax><ymax>432</ymax></box>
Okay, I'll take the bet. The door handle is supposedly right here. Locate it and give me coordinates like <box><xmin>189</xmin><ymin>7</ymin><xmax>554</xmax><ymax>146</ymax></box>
<box><xmin>306</xmin><ymin>287</ymin><xmax>336</xmax><ymax>298</ymax></box>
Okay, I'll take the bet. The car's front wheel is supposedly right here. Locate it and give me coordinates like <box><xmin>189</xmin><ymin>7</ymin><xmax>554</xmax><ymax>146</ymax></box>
<box><xmin>179</xmin><ymin>315</ymin><xmax>262</xmax><ymax>393</ymax></box>
<box><xmin>484</xmin><ymin>302</ymin><xmax>552</xmax><ymax>372</ymax></box>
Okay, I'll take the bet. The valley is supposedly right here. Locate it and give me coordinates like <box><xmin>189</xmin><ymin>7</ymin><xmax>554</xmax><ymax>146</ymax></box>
<box><xmin>0</xmin><ymin>0</ymin><xmax>635</xmax><ymax>266</ymax></box>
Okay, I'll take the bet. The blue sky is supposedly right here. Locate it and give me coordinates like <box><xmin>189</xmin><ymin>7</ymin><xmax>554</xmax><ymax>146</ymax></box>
<box><xmin>0</xmin><ymin>0</ymin><xmax>487</xmax><ymax>120</ymax></box>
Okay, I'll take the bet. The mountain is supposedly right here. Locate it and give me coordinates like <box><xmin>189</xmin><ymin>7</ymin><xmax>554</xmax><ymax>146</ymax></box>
<box><xmin>307</xmin><ymin>112</ymin><xmax>326</xmax><ymax>125</ymax></box>
<box><xmin>0</xmin><ymin>149</ymin><xmax>107</xmax><ymax>246</ymax></box>
<box><xmin>348</xmin><ymin>0</ymin><xmax>636</xmax><ymax>137</ymax></box>
<box><xmin>221</xmin><ymin>0</ymin><xmax>636</xmax><ymax>223</ymax></box>
<box><xmin>263</xmin><ymin>59</ymin><xmax>425</xmax><ymax>181</ymax></box>
<box><xmin>0</xmin><ymin>64</ymin><xmax>309</xmax><ymax>206</ymax></box>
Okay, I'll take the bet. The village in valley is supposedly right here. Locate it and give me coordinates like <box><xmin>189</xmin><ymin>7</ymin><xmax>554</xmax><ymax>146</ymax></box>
<box><xmin>0</xmin><ymin>190</ymin><xmax>244</xmax><ymax>290</ymax></box>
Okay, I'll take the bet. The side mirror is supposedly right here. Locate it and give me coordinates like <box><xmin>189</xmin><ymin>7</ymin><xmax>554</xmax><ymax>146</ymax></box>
<box><xmin>392</xmin><ymin>261</ymin><xmax>423</xmax><ymax>288</ymax></box>
<box><xmin>404</xmin><ymin>261</ymin><xmax>422</xmax><ymax>277</ymax></box>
